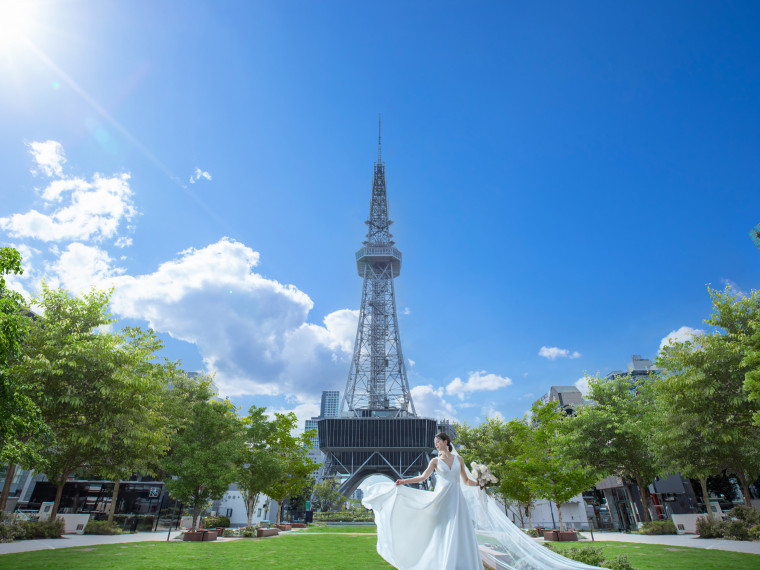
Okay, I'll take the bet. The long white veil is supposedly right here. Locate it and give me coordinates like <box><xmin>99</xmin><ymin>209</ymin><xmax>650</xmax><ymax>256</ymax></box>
<box><xmin>450</xmin><ymin>445</ymin><xmax>603</xmax><ymax>570</ymax></box>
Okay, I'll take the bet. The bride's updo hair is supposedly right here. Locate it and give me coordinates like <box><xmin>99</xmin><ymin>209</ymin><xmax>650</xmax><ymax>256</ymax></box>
<box><xmin>435</xmin><ymin>432</ymin><xmax>453</xmax><ymax>452</ymax></box>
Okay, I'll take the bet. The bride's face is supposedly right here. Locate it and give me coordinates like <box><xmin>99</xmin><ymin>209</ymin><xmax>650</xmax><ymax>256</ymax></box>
<box><xmin>434</xmin><ymin>437</ymin><xmax>447</xmax><ymax>452</ymax></box>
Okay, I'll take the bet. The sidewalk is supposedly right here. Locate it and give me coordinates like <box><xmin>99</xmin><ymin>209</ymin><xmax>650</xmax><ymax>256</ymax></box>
<box><xmin>577</xmin><ymin>530</ymin><xmax>760</xmax><ymax>555</ymax></box>
<box><xmin>0</xmin><ymin>530</ymin><xmax>185</xmax><ymax>555</ymax></box>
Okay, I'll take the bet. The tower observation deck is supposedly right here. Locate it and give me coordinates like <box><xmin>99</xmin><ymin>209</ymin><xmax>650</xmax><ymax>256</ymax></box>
<box><xmin>315</xmin><ymin>125</ymin><xmax>446</xmax><ymax>497</ymax></box>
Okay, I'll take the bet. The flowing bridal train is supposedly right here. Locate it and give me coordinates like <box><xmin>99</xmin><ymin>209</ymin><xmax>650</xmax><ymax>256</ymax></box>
<box><xmin>361</xmin><ymin>433</ymin><xmax>602</xmax><ymax>570</ymax></box>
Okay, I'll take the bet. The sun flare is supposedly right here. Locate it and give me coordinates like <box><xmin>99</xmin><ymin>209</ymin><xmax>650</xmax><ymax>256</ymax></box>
<box><xmin>0</xmin><ymin>0</ymin><xmax>38</xmax><ymax>49</ymax></box>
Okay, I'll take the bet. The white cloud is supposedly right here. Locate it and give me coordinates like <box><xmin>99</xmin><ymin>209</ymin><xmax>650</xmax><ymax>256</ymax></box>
<box><xmin>408</xmin><ymin>358</ymin><xmax>415</xmax><ymax>367</ymax></box>
<box><xmin>401</xmin><ymin>307</ymin><xmax>411</xmax><ymax>315</ymax></box>
<box><xmin>89</xmin><ymin>238</ymin><xmax>358</xmax><ymax>401</ymax></box>
<box><xmin>27</xmin><ymin>140</ymin><xmax>66</xmax><ymax>177</ymax></box>
<box><xmin>189</xmin><ymin>167</ymin><xmax>212</xmax><ymax>184</ymax></box>
<box><xmin>481</xmin><ymin>406</ymin><xmax>505</xmax><ymax>421</ymax></box>
<box><xmin>410</xmin><ymin>384</ymin><xmax>458</xmax><ymax>420</ymax></box>
<box><xmin>721</xmin><ymin>278</ymin><xmax>747</xmax><ymax>299</ymax></box>
<box><xmin>659</xmin><ymin>326</ymin><xmax>704</xmax><ymax>353</ymax></box>
<box><xmin>49</xmin><ymin>243</ymin><xmax>124</xmax><ymax>293</ymax></box>
<box><xmin>445</xmin><ymin>370</ymin><xmax>512</xmax><ymax>400</ymax></box>
<box><xmin>114</xmin><ymin>236</ymin><xmax>132</xmax><ymax>248</ymax></box>
<box><xmin>538</xmin><ymin>346</ymin><xmax>581</xmax><ymax>360</ymax></box>
<box><xmin>0</xmin><ymin>173</ymin><xmax>136</xmax><ymax>242</ymax></box>
<box><xmin>574</xmin><ymin>376</ymin><xmax>590</xmax><ymax>397</ymax></box>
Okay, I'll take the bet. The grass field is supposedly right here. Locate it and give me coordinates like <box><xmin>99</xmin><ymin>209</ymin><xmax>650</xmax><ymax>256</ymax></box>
<box><xmin>1</xmin><ymin>531</ymin><xmax>759</xmax><ymax>569</ymax></box>
<box><xmin>550</xmin><ymin>541</ymin><xmax>760</xmax><ymax>570</ymax></box>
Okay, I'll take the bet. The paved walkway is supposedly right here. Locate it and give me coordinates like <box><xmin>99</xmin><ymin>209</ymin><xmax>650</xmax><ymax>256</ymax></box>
<box><xmin>577</xmin><ymin>530</ymin><xmax>760</xmax><ymax>555</ymax></box>
<box><xmin>0</xmin><ymin>530</ymin><xmax>185</xmax><ymax>555</ymax></box>
<box><xmin>1</xmin><ymin>528</ymin><xmax>759</xmax><ymax>557</ymax></box>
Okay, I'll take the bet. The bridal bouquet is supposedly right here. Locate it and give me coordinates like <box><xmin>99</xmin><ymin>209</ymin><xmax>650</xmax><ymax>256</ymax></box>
<box><xmin>470</xmin><ymin>461</ymin><xmax>498</xmax><ymax>489</ymax></box>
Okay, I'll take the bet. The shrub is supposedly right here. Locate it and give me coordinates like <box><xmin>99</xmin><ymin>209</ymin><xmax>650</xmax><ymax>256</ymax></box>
<box><xmin>722</xmin><ymin>520</ymin><xmax>751</xmax><ymax>541</ymax></box>
<box><xmin>223</xmin><ymin>528</ymin><xmax>236</xmax><ymax>537</ymax></box>
<box><xmin>524</xmin><ymin>528</ymin><xmax>539</xmax><ymax>537</ymax></box>
<box><xmin>604</xmin><ymin>555</ymin><xmax>636</xmax><ymax>570</ymax></box>
<box><xmin>544</xmin><ymin>544</ymin><xmax>635</xmax><ymax>570</ymax></box>
<box><xmin>0</xmin><ymin>524</ymin><xmax>23</xmax><ymax>543</ymax></box>
<box><xmin>728</xmin><ymin>506</ymin><xmax>760</xmax><ymax>526</ymax></box>
<box><xmin>640</xmin><ymin>520</ymin><xmax>677</xmax><ymax>535</ymax></box>
<box><xmin>696</xmin><ymin>515</ymin><xmax>723</xmax><ymax>538</ymax></box>
<box><xmin>242</xmin><ymin>527</ymin><xmax>254</xmax><ymax>537</ymax></box>
<box><xmin>84</xmin><ymin>520</ymin><xmax>122</xmax><ymax>535</ymax></box>
<box><xmin>545</xmin><ymin>544</ymin><xmax>606</xmax><ymax>566</ymax></box>
<box><xmin>16</xmin><ymin>518</ymin><xmax>65</xmax><ymax>539</ymax></box>
<box><xmin>749</xmin><ymin>524</ymin><xmax>760</xmax><ymax>541</ymax></box>
<box><xmin>312</xmin><ymin>511</ymin><xmax>374</xmax><ymax>522</ymax></box>
<box><xmin>203</xmin><ymin>515</ymin><xmax>230</xmax><ymax>528</ymax></box>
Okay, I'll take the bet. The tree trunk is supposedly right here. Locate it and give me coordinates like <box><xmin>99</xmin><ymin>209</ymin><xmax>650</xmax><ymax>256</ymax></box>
<box><xmin>0</xmin><ymin>464</ymin><xmax>16</xmax><ymax>512</ymax></box>
<box><xmin>51</xmin><ymin>472</ymin><xmax>69</xmax><ymax>520</ymax></box>
<box><xmin>634</xmin><ymin>474</ymin><xmax>653</xmax><ymax>523</ymax></box>
<box><xmin>733</xmin><ymin>468</ymin><xmax>753</xmax><ymax>507</ymax></box>
<box><xmin>699</xmin><ymin>477</ymin><xmax>712</xmax><ymax>519</ymax></box>
<box><xmin>191</xmin><ymin>491</ymin><xmax>200</xmax><ymax>530</ymax></box>
<box><xmin>276</xmin><ymin>501</ymin><xmax>282</xmax><ymax>525</ymax></box>
<box><xmin>107</xmin><ymin>480</ymin><xmax>120</xmax><ymax>523</ymax></box>
<box><xmin>555</xmin><ymin>502</ymin><xmax>563</xmax><ymax>531</ymax></box>
<box><xmin>527</xmin><ymin>504</ymin><xmax>533</xmax><ymax>530</ymax></box>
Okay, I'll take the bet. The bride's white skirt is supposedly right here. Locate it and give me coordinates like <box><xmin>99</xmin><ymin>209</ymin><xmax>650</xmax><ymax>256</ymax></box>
<box><xmin>362</xmin><ymin>480</ymin><xmax>604</xmax><ymax>570</ymax></box>
<box><xmin>362</xmin><ymin>481</ymin><xmax>482</xmax><ymax>570</ymax></box>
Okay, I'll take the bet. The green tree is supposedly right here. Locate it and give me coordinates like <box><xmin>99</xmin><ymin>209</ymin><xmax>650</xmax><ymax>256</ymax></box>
<box><xmin>529</xmin><ymin>400</ymin><xmax>599</xmax><ymax>531</ymax></box>
<box><xmin>456</xmin><ymin>416</ymin><xmax>540</xmax><ymax>528</ymax></box>
<box><xmin>86</xmin><ymin>331</ymin><xmax>183</xmax><ymax>523</ymax></box>
<box><xmin>160</xmin><ymin>377</ymin><xmax>242</xmax><ymax>530</ymax></box>
<box><xmin>563</xmin><ymin>374</ymin><xmax>659</xmax><ymax>523</ymax></box>
<box><xmin>236</xmin><ymin>405</ymin><xmax>285</xmax><ymax>527</ymax></box>
<box><xmin>10</xmin><ymin>285</ymin><xmax>171</xmax><ymax>518</ymax></box>
<box><xmin>312</xmin><ymin>476</ymin><xmax>344</xmax><ymax>512</ymax></box>
<box><xmin>0</xmin><ymin>248</ymin><xmax>48</xmax><ymax>511</ymax></box>
<box><xmin>656</xmin><ymin>286</ymin><xmax>760</xmax><ymax>507</ymax></box>
<box><xmin>263</xmin><ymin>412</ymin><xmax>318</xmax><ymax>524</ymax></box>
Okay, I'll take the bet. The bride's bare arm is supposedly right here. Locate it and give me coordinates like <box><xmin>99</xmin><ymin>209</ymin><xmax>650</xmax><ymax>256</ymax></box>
<box><xmin>396</xmin><ymin>459</ymin><xmax>437</xmax><ymax>485</ymax></box>
<box><xmin>459</xmin><ymin>457</ymin><xmax>480</xmax><ymax>487</ymax></box>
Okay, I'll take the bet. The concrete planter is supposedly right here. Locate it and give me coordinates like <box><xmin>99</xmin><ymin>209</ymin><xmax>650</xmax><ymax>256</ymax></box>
<box><xmin>183</xmin><ymin>531</ymin><xmax>204</xmax><ymax>542</ymax></box>
<box><xmin>202</xmin><ymin>530</ymin><xmax>218</xmax><ymax>541</ymax></box>
<box><xmin>543</xmin><ymin>530</ymin><xmax>559</xmax><ymax>541</ymax></box>
<box><xmin>256</xmin><ymin>528</ymin><xmax>279</xmax><ymax>538</ymax></box>
<box><xmin>558</xmin><ymin>531</ymin><xmax>578</xmax><ymax>541</ymax></box>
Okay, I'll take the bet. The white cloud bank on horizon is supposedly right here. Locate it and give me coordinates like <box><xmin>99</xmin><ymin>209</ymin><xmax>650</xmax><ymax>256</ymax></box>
<box><xmin>538</xmin><ymin>346</ymin><xmax>581</xmax><ymax>360</ymax></box>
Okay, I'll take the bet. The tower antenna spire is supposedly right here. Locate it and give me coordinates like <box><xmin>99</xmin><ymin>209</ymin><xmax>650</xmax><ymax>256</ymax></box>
<box><xmin>378</xmin><ymin>114</ymin><xmax>382</xmax><ymax>162</ymax></box>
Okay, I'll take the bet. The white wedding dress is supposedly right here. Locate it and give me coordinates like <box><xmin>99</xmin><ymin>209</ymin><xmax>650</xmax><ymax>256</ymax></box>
<box><xmin>361</xmin><ymin>451</ymin><xmax>603</xmax><ymax>570</ymax></box>
<box><xmin>361</xmin><ymin>455</ymin><xmax>482</xmax><ymax>570</ymax></box>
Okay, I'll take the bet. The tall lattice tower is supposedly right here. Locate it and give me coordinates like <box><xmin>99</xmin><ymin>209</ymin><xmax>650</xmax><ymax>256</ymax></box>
<box><xmin>316</xmin><ymin>125</ymin><xmax>446</xmax><ymax>496</ymax></box>
<box><xmin>342</xmin><ymin>124</ymin><xmax>415</xmax><ymax>417</ymax></box>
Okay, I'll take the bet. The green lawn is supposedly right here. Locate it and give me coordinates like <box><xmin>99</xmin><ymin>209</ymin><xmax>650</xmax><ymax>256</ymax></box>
<box><xmin>550</xmin><ymin>541</ymin><xmax>760</xmax><ymax>570</ymax></box>
<box><xmin>2</xmin><ymin>534</ymin><xmax>759</xmax><ymax>569</ymax></box>
<box><xmin>299</xmin><ymin>524</ymin><xmax>377</xmax><ymax>533</ymax></box>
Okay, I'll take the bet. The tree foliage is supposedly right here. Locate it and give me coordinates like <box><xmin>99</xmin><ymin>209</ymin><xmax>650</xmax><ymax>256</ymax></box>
<box><xmin>655</xmin><ymin>286</ymin><xmax>760</xmax><ymax>507</ymax></box>
<box><xmin>262</xmin><ymin>412</ymin><xmax>317</xmax><ymax>524</ymax></box>
<box><xmin>0</xmin><ymin>248</ymin><xmax>47</xmax><ymax>469</ymax></box>
<box><xmin>563</xmin><ymin>373</ymin><xmax>658</xmax><ymax>522</ymax></box>
<box><xmin>236</xmin><ymin>405</ymin><xmax>285</xmax><ymax>527</ymax></box>
<box><xmin>160</xmin><ymin>376</ymin><xmax>242</xmax><ymax>530</ymax></box>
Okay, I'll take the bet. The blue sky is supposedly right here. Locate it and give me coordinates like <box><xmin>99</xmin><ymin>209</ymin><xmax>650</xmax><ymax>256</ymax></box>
<box><xmin>1</xmin><ymin>0</ymin><xmax>759</xmax><ymax>430</ymax></box>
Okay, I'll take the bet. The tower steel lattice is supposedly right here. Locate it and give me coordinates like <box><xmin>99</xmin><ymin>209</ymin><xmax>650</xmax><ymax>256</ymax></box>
<box><xmin>315</xmin><ymin>125</ymin><xmax>449</xmax><ymax>497</ymax></box>
<box><xmin>342</xmin><ymin>125</ymin><xmax>415</xmax><ymax>418</ymax></box>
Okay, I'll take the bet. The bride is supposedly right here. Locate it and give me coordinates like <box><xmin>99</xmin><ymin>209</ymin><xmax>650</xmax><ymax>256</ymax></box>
<box><xmin>361</xmin><ymin>432</ymin><xmax>603</xmax><ymax>570</ymax></box>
